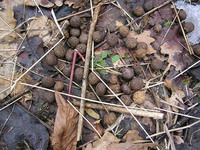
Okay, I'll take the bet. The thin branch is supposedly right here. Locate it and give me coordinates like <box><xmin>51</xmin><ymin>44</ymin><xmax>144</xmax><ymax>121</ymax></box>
<box><xmin>77</xmin><ymin>3</ymin><xmax>102</xmax><ymax>141</ymax></box>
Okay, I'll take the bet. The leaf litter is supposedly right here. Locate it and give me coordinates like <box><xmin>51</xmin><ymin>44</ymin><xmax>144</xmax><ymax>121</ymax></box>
<box><xmin>0</xmin><ymin>0</ymin><xmax>200</xmax><ymax>150</ymax></box>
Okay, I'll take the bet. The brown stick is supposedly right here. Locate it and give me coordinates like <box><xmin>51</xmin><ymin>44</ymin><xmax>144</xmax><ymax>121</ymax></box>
<box><xmin>77</xmin><ymin>3</ymin><xmax>102</xmax><ymax>141</ymax></box>
<box><xmin>73</xmin><ymin>101</ymin><xmax>164</xmax><ymax>119</ymax></box>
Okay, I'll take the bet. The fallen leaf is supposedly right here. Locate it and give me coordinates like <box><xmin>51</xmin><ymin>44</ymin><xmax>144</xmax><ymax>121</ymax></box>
<box><xmin>127</xmin><ymin>30</ymin><xmax>156</xmax><ymax>55</ymax></box>
<box><xmin>86</xmin><ymin>132</ymin><xmax>120</xmax><ymax>150</ymax></box>
<box><xmin>167</xmin><ymin>88</ymin><xmax>185</xmax><ymax>112</ymax></box>
<box><xmin>24</xmin><ymin>0</ymin><xmax>63</xmax><ymax>7</ymax></box>
<box><xmin>107</xmin><ymin>142</ymin><xmax>158</xmax><ymax>150</ymax></box>
<box><xmin>97</xmin><ymin>6</ymin><xmax>126</xmax><ymax>32</ymax></box>
<box><xmin>86</xmin><ymin>108</ymin><xmax>100</xmax><ymax>120</ymax></box>
<box><xmin>51</xmin><ymin>92</ymin><xmax>78</xmax><ymax>150</ymax></box>
<box><xmin>27</xmin><ymin>16</ymin><xmax>59</xmax><ymax>46</ymax></box>
<box><xmin>174</xmin><ymin>135</ymin><xmax>184</xmax><ymax>145</ymax></box>
<box><xmin>0</xmin><ymin>0</ymin><xmax>24</xmax><ymax>9</ymax></box>
<box><xmin>0</xmin><ymin>73</ymin><xmax>31</xmax><ymax>100</ymax></box>
<box><xmin>0</xmin><ymin>43</ymin><xmax>17</xmax><ymax>57</ymax></box>
<box><xmin>122</xmin><ymin>130</ymin><xmax>143</xmax><ymax>142</ymax></box>
<box><xmin>149</xmin><ymin>11</ymin><xmax>165</xmax><ymax>26</ymax></box>
<box><xmin>10</xmin><ymin>74</ymin><xmax>32</xmax><ymax>97</ymax></box>
<box><xmin>86</xmin><ymin>131</ymin><xmax>158</xmax><ymax>150</ymax></box>
<box><xmin>158</xmin><ymin>26</ymin><xmax>193</xmax><ymax>72</ymax></box>
<box><xmin>64</xmin><ymin>0</ymin><xmax>87</xmax><ymax>9</ymax></box>
<box><xmin>0</xmin><ymin>7</ymin><xmax>18</xmax><ymax>42</ymax></box>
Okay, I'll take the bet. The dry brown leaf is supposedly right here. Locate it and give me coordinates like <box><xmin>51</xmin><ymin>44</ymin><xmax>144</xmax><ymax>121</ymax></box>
<box><xmin>122</xmin><ymin>130</ymin><xmax>143</xmax><ymax>142</ymax></box>
<box><xmin>127</xmin><ymin>30</ymin><xmax>156</xmax><ymax>55</ymax></box>
<box><xmin>51</xmin><ymin>92</ymin><xmax>78</xmax><ymax>150</ymax></box>
<box><xmin>64</xmin><ymin>0</ymin><xmax>87</xmax><ymax>9</ymax></box>
<box><xmin>107</xmin><ymin>142</ymin><xmax>158</xmax><ymax>150</ymax></box>
<box><xmin>0</xmin><ymin>43</ymin><xmax>18</xmax><ymax>57</ymax></box>
<box><xmin>167</xmin><ymin>88</ymin><xmax>185</xmax><ymax>112</ymax></box>
<box><xmin>161</xmin><ymin>42</ymin><xmax>186</xmax><ymax>72</ymax></box>
<box><xmin>0</xmin><ymin>7</ymin><xmax>18</xmax><ymax>42</ymax></box>
<box><xmin>86</xmin><ymin>131</ymin><xmax>158</xmax><ymax>150</ymax></box>
<box><xmin>27</xmin><ymin>16</ymin><xmax>59</xmax><ymax>46</ymax></box>
<box><xmin>0</xmin><ymin>73</ymin><xmax>31</xmax><ymax>100</ymax></box>
<box><xmin>0</xmin><ymin>0</ymin><xmax>24</xmax><ymax>9</ymax></box>
<box><xmin>174</xmin><ymin>135</ymin><xmax>184</xmax><ymax>145</ymax></box>
<box><xmin>24</xmin><ymin>0</ymin><xmax>63</xmax><ymax>7</ymax></box>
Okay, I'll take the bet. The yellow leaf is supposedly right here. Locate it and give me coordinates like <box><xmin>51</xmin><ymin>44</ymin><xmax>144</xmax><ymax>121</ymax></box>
<box><xmin>85</xmin><ymin>108</ymin><xmax>100</xmax><ymax>120</ymax></box>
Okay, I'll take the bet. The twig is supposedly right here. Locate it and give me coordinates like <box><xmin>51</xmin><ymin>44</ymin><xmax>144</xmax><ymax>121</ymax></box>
<box><xmin>91</xmin><ymin>71</ymin><xmax>156</xmax><ymax>143</ymax></box>
<box><xmin>111</xmin><ymin>1</ymin><xmax>139</xmax><ymax>30</ymax></box>
<box><xmin>88</xmin><ymin>83</ymin><xmax>109</xmax><ymax>113</ymax></box>
<box><xmin>172</xmin><ymin>60</ymin><xmax>200</xmax><ymax>80</ymax></box>
<box><xmin>67</xmin><ymin>49</ymin><xmax>85</xmax><ymax>101</ymax></box>
<box><xmin>96</xmin><ymin>64</ymin><xmax>122</xmax><ymax>75</ymax></box>
<box><xmin>164</xmin><ymin>124</ymin><xmax>176</xmax><ymax>150</ymax></box>
<box><xmin>171</xmin><ymin>1</ymin><xmax>193</xmax><ymax>55</ymax></box>
<box><xmin>77</xmin><ymin>3</ymin><xmax>102</xmax><ymax>141</ymax></box>
<box><xmin>154</xmin><ymin>107</ymin><xmax>200</xmax><ymax>120</ymax></box>
<box><xmin>72</xmin><ymin>101</ymin><xmax>164</xmax><ymax>119</ymax></box>
<box><xmin>16</xmin><ymin>103</ymin><xmax>53</xmax><ymax>131</ymax></box>
<box><xmin>57</xmin><ymin>2</ymin><xmax>111</xmax><ymax>22</ymax></box>
<box><xmin>32</xmin><ymin>0</ymin><xmax>47</xmax><ymax>22</ymax></box>
<box><xmin>0</xmin><ymin>105</ymin><xmax>15</xmax><ymax>135</ymax></box>
<box><xmin>11</xmin><ymin>37</ymin><xmax>64</xmax><ymax>91</ymax></box>
<box><xmin>148</xmin><ymin>120</ymin><xmax>200</xmax><ymax>139</ymax></box>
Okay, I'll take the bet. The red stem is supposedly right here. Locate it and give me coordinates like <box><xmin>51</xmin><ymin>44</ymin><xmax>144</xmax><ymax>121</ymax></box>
<box><xmin>67</xmin><ymin>49</ymin><xmax>85</xmax><ymax>101</ymax></box>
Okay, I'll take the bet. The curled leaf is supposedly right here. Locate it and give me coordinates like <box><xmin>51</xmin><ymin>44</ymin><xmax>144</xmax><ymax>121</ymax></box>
<box><xmin>51</xmin><ymin>92</ymin><xmax>78</xmax><ymax>150</ymax></box>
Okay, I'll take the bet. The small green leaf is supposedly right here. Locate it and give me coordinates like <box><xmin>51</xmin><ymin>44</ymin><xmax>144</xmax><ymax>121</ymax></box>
<box><xmin>107</xmin><ymin>51</ymin><xmax>112</xmax><ymax>56</ymax></box>
<box><xmin>185</xmin><ymin>0</ymin><xmax>190</xmax><ymax>3</ymax></box>
<box><xmin>111</xmin><ymin>54</ymin><xmax>120</xmax><ymax>62</ymax></box>
<box><xmin>197</xmin><ymin>97</ymin><xmax>200</xmax><ymax>103</ymax></box>
<box><xmin>193</xmin><ymin>82</ymin><xmax>200</xmax><ymax>90</ymax></box>
<box><xmin>101</xmin><ymin>52</ymin><xmax>108</xmax><ymax>59</ymax></box>
<box><xmin>125</xmin><ymin>54</ymin><xmax>130</xmax><ymax>59</ymax></box>
<box><xmin>163</xmin><ymin>21</ymin><xmax>172</xmax><ymax>27</ymax></box>
<box><xmin>182</xmin><ymin>81</ymin><xmax>188</xmax><ymax>85</ymax></box>
<box><xmin>90</xmin><ymin>60</ymin><xmax>97</xmax><ymax>68</ymax></box>
<box><xmin>99</xmin><ymin>69</ymin><xmax>107</xmax><ymax>74</ymax></box>
<box><xmin>97</xmin><ymin>59</ymin><xmax>106</xmax><ymax>66</ymax></box>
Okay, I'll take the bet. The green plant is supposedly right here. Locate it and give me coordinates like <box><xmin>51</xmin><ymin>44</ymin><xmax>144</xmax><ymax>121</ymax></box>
<box><xmin>125</xmin><ymin>54</ymin><xmax>130</xmax><ymax>59</ymax></box>
<box><xmin>90</xmin><ymin>51</ymin><xmax>112</xmax><ymax>75</ymax></box>
<box><xmin>163</xmin><ymin>20</ymin><xmax>173</xmax><ymax>27</ymax></box>
<box><xmin>193</xmin><ymin>82</ymin><xmax>200</xmax><ymax>94</ymax></box>
<box><xmin>111</xmin><ymin>54</ymin><xmax>120</xmax><ymax>62</ymax></box>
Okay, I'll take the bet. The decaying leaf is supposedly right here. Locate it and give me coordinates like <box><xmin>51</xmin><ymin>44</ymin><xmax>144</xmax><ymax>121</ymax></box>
<box><xmin>24</xmin><ymin>0</ymin><xmax>63</xmax><ymax>7</ymax></box>
<box><xmin>122</xmin><ymin>130</ymin><xmax>143</xmax><ymax>142</ymax></box>
<box><xmin>86</xmin><ymin>131</ymin><xmax>158</xmax><ymax>150</ymax></box>
<box><xmin>27</xmin><ymin>16</ymin><xmax>59</xmax><ymax>46</ymax></box>
<box><xmin>51</xmin><ymin>92</ymin><xmax>78</xmax><ymax>150</ymax></box>
<box><xmin>174</xmin><ymin>135</ymin><xmax>184</xmax><ymax>145</ymax></box>
<box><xmin>0</xmin><ymin>73</ymin><xmax>31</xmax><ymax>100</ymax></box>
<box><xmin>168</xmin><ymin>88</ymin><xmax>185</xmax><ymax>112</ymax></box>
<box><xmin>157</xmin><ymin>26</ymin><xmax>193</xmax><ymax>72</ymax></box>
<box><xmin>64</xmin><ymin>0</ymin><xmax>87</xmax><ymax>9</ymax></box>
<box><xmin>0</xmin><ymin>7</ymin><xmax>18</xmax><ymax>42</ymax></box>
<box><xmin>127</xmin><ymin>30</ymin><xmax>156</xmax><ymax>55</ymax></box>
<box><xmin>0</xmin><ymin>0</ymin><xmax>24</xmax><ymax>9</ymax></box>
<box><xmin>85</xmin><ymin>108</ymin><xmax>100</xmax><ymax>120</ymax></box>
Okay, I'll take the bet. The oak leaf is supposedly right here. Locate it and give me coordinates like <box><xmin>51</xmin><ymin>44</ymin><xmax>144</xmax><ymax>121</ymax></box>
<box><xmin>51</xmin><ymin>92</ymin><xmax>78</xmax><ymax>150</ymax></box>
<box><xmin>127</xmin><ymin>30</ymin><xmax>156</xmax><ymax>55</ymax></box>
<box><xmin>86</xmin><ymin>131</ymin><xmax>158</xmax><ymax>150</ymax></box>
<box><xmin>0</xmin><ymin>7</ymin><xmax>17</xmax><ymax>42</ymax></box>
<box><xmin>27</xmin><ymin>16</ymin><xmax>59</xmax><ymax>46</ymax></box>
<box><xmin>24</xmin><ymin>0</ymin><xmax>63</xmax><ymax>7</ymax></box>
